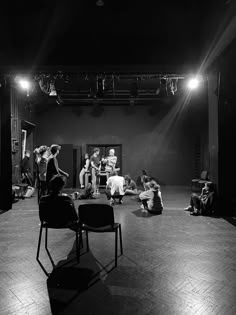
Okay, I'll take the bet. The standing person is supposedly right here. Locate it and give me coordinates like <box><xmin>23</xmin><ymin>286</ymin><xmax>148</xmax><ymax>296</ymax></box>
<box><xmin>139</xmin><ymin>181</ymin><xmax>163</xmax><ymax>215</ymax></box>
<box><xmin>79</xmin><ymin>153</ymin><xmax>90</xmax><ymax>189</ymax></box>
<box><xmin>37</xmin><ymin>145</ymin><xmax>50</xmax><ymax>200</ymax></box>
<box><xmin>90</xmin><ymin>147</ymin><xmax>101</xmax><ymax>194</ymax></box>
<box><xmin>105</xmin><ymin>170</ymin><xmax>125</xmax><ymax>205</ymax></box>
<box><xmin>21</xmin><ymin>150</ymin><xmax>33</xmax><ymax>186</ymax></box>
<box><xmin>103</xmin><ymin>149</ymin><xmax>118</xmax><ymax>178</ymax></box>
<box><xmin>46</xmin><ymin>144</ymin><xmax>69</xmax><ymax>191</ymax></box>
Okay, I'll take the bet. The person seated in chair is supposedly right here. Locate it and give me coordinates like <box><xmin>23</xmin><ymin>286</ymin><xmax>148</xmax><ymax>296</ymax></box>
<box><xmin>105</xmin><ymin>170</ymin><xmax>125</xmax><ymax>205</ymax></box>
<box><xmin>184</xmin><ymin>182</ymin><xmax>216</xmax><ymax>216</ymax></box>
<box><xmin>39</xmin><ymin>175</ymin><xmax>78</xmax><ymax>227</ymax></box>
<box><xmin>124</xmin><ymin>175</ymin><xmax>138</xmax><ymax>195</ymax></box>
<box><xmin>139</xmin><ymin>181</ymin><xmax>163</xmax><ymax>215</ymax></box>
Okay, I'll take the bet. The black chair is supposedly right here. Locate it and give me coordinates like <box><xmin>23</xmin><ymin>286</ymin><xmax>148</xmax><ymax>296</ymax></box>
<box><xmin>78</xmin><ymin>204</ymin><xmax>123</xmax><ymax>267</ymax></box>
<box><xmin>191</xmin><ymin>170</ymin><xmax>210</xmax><ymax>192</ymax></box>
<box><xmin>36</xmin><ymin>196</ymin><xmax>81</xmax><ymax>276</ymax></box>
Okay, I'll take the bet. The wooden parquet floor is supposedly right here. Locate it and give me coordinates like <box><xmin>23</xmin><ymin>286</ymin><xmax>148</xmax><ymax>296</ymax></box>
<box><xmin>1</xmin><ymin>186</ymin><xmax>236</xmax><ymax>315</ymax></box>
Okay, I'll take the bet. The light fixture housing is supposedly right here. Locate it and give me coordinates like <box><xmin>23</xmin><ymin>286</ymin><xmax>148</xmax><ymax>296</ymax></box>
<box><xmin>96</xmin><ymin>0</ymin><xmax>104</xmax><ymax>6</ymax></box>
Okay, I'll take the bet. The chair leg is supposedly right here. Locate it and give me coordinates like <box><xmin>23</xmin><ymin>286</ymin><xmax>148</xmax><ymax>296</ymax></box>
<box><xmin>76</xmin><ymin>230</ymin><xmax>80</xmax><ymax>263</ymax></box>
<box><xmin>115</xmin><ymin>229</ymin><xmax>118</xmax><ymax>267</ymax></box>
<box><xmin>78</xmin><ymin>229</ymin><xmax>84</xmax><ymax>248</ymax></box>
<box><xmin>45</xmin><ymin>227</ymin><xmax>55</xmax><ymax>268</ymax></box>
<box><xmin>86</xmin><ymin>230</ymin><xmax>89</xmax><ymax>252</ymax></box>
<box><xmin>118</xmin><ymin>224</ymin><xmax>123</xmax><ymax>255</ymax></box>
<box><xmin>36</xmin><ymin>224</ymin><xmax>50</xmax><ymax>277</ymax></box>
<box><xmin>36</xmin><ymin>223</ymin><xmax>43</xmax><ymax>261</ymax></box>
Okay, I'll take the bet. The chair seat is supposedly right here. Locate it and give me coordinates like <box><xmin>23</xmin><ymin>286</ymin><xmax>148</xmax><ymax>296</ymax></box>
<box><xmin>198</xmin><ymin>180</ymin><xmax>212</xmax><ymax>184</ymax></box>
<box><xmin>42</xmin><ymin>220</ymin><xmax>80</xmax><ymax>230</ymax></box>
<box><xmin>81</xmin><ymin>223</ymin><xmax>120</xmax><ymax>232</ymax></box>
<box><xmin>191</xmin><ymin>179</ymin><xmax>200</xmax><ymax>182</ymax></box>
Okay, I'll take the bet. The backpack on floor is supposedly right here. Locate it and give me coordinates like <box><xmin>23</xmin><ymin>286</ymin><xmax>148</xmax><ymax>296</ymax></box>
<box><xmin>24</xmin><ymin>186</ymin><xmax>35</xmax><ymax>198</ymax></box>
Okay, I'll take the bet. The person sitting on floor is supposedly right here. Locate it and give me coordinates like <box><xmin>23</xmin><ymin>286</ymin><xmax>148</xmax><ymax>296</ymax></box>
<box><xmin>184</xmin><ymin>182</ymin><xmax>216</xmax><ymax>216</ymax></box>
<box><xmin>124</xmin><ymin>175</ymin><xmax>138</xmax><ymax>195</ymax></box>
<box><xmin>105</xmin><ymin>170</ymin><xmax>125</xmax><ymax>205</ymax></box>
<box><xmin>142</xmin><ymin>175</ymin><xmax>159</xmax><ymax>191</ymax></box>
<box><xmin>78</xmin><ymin>183</ymin><xmax>96</xmax><ymax>199</ymax></box>
<box><xmin>139</xmin><ymin>180</ymin><xmax>163</xmax><ymax>215</ymax></box>
<box><xmin>39</xmin><ymin>175</ymin><xmax>78</xmax><ymax>226</ymax></box>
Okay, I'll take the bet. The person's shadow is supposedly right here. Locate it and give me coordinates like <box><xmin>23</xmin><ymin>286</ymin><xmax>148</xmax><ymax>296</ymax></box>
<box><xmin>132</xmin><ymin>209</ymin><xmax>161</xmax><ymax>218</ymax></box>
<box><xmin>46</xmin><ymin>240</ymin><xmax>117</xmax><ymax>314</ymax></box>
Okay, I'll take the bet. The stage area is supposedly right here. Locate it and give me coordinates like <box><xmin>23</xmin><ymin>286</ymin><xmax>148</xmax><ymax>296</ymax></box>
<box><xmin>1</xmin><ymin>186</ymin><xmax>236</xmax><ymax>314</ymax></box>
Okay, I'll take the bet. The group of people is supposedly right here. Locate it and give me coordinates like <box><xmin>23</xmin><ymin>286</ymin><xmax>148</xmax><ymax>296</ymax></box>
<box><xmin>78</xmin><ymin>148</ymin><xmax>163</xmax><ymax>215</ymax></box>
<box><xmin>79</xmin><ymin>147</ymin><xmax>119</xmax><ymax>193</ymax></box>
<box><xmin>103</xmin><ymin>170</ymin><xmax>164</xmax><ymax>215</ymax></box>
<box><xmin>30</xmin><ymin>144</ymin><xmax>69</xmax><ymax>200</ymax></box>
<box><xmin>22</xmin><ymin>144</ymin><xmax>216</xmax><ymax>217</ymax></box>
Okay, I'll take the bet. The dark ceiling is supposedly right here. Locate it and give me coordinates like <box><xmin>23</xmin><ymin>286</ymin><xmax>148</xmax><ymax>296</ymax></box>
<box><xmin>0</xmin><ymin>0</ymin><xmax>230</xmax><ymax>67</ymax></box>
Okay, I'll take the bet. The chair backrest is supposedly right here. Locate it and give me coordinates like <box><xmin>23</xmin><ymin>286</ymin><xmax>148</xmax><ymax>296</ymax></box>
<box><xmin>78</xmin><ymin>204</ymin><xmax>115</xmax><ymax>228</ymax></box>
<box><xmin>200</xmin><ymin>170</ymin><xmax>209</xmax><ymax>180</ymax></box>
<box><xmin>39</xmin><ymin>195</ymin><xmax>78</xmax><ymax>228</ymax></box>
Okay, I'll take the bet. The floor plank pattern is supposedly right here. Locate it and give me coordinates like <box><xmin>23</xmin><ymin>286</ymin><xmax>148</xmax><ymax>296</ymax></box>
<box><xmin>0</xmin><ymin>186</ymin><xmax>236</xmax><ymax>314</ymax></box>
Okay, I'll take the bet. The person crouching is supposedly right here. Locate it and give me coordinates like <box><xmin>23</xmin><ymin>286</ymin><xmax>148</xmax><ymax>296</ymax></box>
<box><xmin>105</xmin><ymin>170</ymin><xmax>125</xmax><ymax>205</ymax></box>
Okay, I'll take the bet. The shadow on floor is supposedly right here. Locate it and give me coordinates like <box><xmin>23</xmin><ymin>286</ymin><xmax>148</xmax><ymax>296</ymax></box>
<box><xmin>46</xmin><ymin>241</ymin><xmax>119</xmax><ymax>314</ymax></box>
<box><xmin>47</xmin><ymin>266</ymin><xmax>94</xmax><ymax>314</ymax></box>
<box><xmin>223</xmin><ymin>216</ymin><xmax>236</xmax><ymax>227</ymax></box>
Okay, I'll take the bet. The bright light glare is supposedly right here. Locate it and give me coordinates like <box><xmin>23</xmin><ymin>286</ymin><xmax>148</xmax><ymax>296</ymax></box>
<box><xmin>18</xmin><ymin>79</ymin><xmax>30</xmax><ymax>90</ymax></box>
<box><xmin>187</xmin><ymin>78</ymin><xmax>200</xmax><ymax>90</ymax></box>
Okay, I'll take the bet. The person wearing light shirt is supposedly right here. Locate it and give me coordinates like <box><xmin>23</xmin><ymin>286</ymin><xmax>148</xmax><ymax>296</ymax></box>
<box><xmin>105</xmin><ymin>170</ymin><xmax>125</xmax><ymax>205</ymax></box>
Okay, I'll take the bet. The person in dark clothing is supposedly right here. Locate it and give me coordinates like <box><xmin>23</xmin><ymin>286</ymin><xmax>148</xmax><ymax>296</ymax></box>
<box><xmin>79</xmin><ymin>153</ymin><xmax>90</xmax><ymax>189</ymax></box>
<box><xmin>46</xmin><ymin>144</ymin><xmax>69</xmax><ymax>192</ymax></box>
<box><xmin>21</xmin><ymin>150</ymin><xmax>33</xmax><ymax>186</ymax></box>
<box><xmin>39</xmin><ymin>175</ymin><xmax>78</xmax><ymax>227</ymax></box>
<box><xmin>139</xmin><ymin>181</ymin><xmax>163</xmax><ymax>215</ymax></box>
<box><xmin>35</xmin><ymin>145</ymin><xmax>50</xmax><ymax>200</ymax></box>
<box><xmin>184</xmin><ymin>182</ymin><xmax>217</xmax><ymax>216</ymax></box>
<box><xmin>90</xmin><ymin>147</ymin><xmax>101</xmax><ymax>194</ymax></box>
<box><xmin>78</xmin><ymin>183</ymin><xmax>96</xmax><ymax>199</ymax></box>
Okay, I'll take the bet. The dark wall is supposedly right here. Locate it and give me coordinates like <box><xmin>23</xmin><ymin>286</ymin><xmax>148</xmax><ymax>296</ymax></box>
<box><xmin>35</xmin><ymin>97</ymin><xmax>208</xmax><ymax>186</ymax></box>
<box><xmin>218</xmin><ymin>39</ymin><xmax>236</xmax><ymax>215</ymax></box>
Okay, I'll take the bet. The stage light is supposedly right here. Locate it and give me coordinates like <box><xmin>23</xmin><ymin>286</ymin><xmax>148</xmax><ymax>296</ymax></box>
<box><xmin>18</xmin><ymin>79</ymin><xmax>30</xmax><ymax>90</ymax></box>
<box><xmin>187</xmin><ymin>77</ymin><xmax>200</xmax><ymax>90</ymax></box>
<box><xmin>15</xmin><ymin>76</ymin><xmax>31</xmax><ymax>96</ymax></box>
